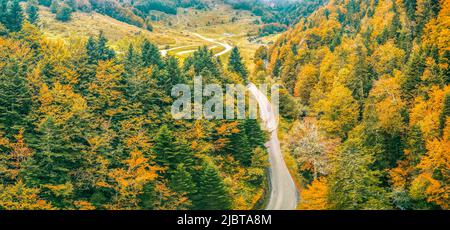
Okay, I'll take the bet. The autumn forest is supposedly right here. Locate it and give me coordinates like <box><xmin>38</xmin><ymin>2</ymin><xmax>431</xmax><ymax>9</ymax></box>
<box><xmin>0</xmin><ymin>0</ymin><xmax>449</xmax><ymax>210</ymax></box>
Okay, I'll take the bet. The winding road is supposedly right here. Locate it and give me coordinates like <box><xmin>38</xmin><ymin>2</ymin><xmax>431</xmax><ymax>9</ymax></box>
<box><xmin>247</xmin><ymin>84</ymin><xmax>298</xmax><ymax>210</ymax></box>
<box><xmin>161</xmin><ymin>33</ymin><xmax>298</xmax><ymax>210</ymax></box>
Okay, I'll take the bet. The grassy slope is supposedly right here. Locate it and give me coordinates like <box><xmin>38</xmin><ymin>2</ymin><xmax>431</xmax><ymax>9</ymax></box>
<box><xmin>38</xmin><ymin>4</ymin><xmax>279</xmax><ymax>69</ymax></box>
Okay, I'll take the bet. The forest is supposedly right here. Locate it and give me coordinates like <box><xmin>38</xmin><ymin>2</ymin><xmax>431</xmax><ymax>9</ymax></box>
<box><xmin>0</xmin><ymin>0</ymin><xmax>268</xmax><ymax>210</ymax></box>
<box><xmin>0</xmin><ymin>0</ymin><xmax>449</xmax><ymax>210</ymax></box>
<box><xmin>265</xmin><ymin>0</ymin><xmax>449</xmax><ymax>210</ymax></box>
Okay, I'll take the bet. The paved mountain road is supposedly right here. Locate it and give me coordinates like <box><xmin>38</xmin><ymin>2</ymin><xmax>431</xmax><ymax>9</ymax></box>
<box><xmin>247</xmin><ymin>84</ymin><xmax>298</xmax><ymax>210</ymax></box>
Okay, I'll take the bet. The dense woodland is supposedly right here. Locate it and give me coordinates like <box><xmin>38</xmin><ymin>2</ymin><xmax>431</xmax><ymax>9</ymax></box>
<box><xmin>0</xmin><ymin>0</ymin><xmax>448</xmax><ymax>210</ymax></box>
<box><xmin>0</xmin><ymin>0</ymin><xmax>268</xmax><ymax>210</ymax></box>
<box><xmin>259</xmin><ymin>0</ymin><xmax>449</xmax><ymax>209</ymax></box>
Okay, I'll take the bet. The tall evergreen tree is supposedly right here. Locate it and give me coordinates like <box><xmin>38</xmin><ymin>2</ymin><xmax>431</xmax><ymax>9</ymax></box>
<box><xmin>243</xmin><ymin>119</ymin><xmax>266</xmax><ymax>149</ymax></box>
<box><xmin>85</xmin><ymin>32</ymin><xmax>115</xmax><ymax>64</ymax></box>
<box><xmin>228</xmin><ymin>47</ymin><xmax>248</xmax><ymax>82</ymax></box>
<box><xmin>0</xmin><ymin>45</ymin><xmax>32</xmax><ymax>137</ymax></box>
<box><xmin>169</xmin><ymin>164</ymin><xmax>197</xmax><ymax>207</ymax></box>
<box><xmin>153</xmin><ymin>125</ymin><xmax>194</xmax><ymax>174</ymax></box>
<box><xmin>183</xmin><ymin>46</ymin><xmax>221</xmax><ymax>80</ymax></box>
<box><xmin>141</xmin><ymin>39</ymin><xmax>163</xmax><ymax>68</ymax></box>
<box><xmin>26</xmin><ymin>0</ymin><xmax>39</xmax><ymax>25</ymax></box>
<box><xmin>228</xmin><ymin>121</ymin><xmax>253</xmax><ymax>166</ymax></box>
<box><xmin>193</xmin><ymin>163</ymin><xmax>231</xmax><ymax>210</ymax></box>
<box><xmin>0</xmin><ymin>0</ymin><xmax>24</xmax><ymax>32</ymax></box>
<box><xmin>96</xmin><ymin>31</ymin><xmax>115</xmax><ymax>61</ymax></box>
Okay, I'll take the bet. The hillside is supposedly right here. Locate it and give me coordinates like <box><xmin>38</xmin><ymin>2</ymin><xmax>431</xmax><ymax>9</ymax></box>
<box><xmin>264</xmin><ymin>0</ymin><xmax>450</xmax><ymax>210</ymax></box>
<box><xmin>0</xmin><ymin>0</ymin><xmax>448</xmax><ymax>212</ymax></box>
<box><xmin>37</xmin><ymin>3</ymin><xmax>278</xmax><ymax>68</ymax></box>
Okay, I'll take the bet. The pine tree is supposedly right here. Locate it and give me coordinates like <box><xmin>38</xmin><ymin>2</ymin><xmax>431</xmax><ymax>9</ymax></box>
<box><xmin>193</xmin><ymin>163</ymin><xmax>231</xmax><ymax>210</ymax></box>
<box><xmin>153</xmin><ymin>125</ymin><xmax>194</xmax><ymax>174</ymax></box>
<box><xmin>1</xmin><ymin>0</ymin><xmax>24</xmax><ymax>32</ymax></box>
<box><xmin>85</xmin><ymin>32</ymin><xmax>115</xmax><ymax>64</ymax></box>
<box><xmin>85</xmin><ymin>36</ymin><xmax>97</xmax><ymax>64</ymax></box>
<box><xmin>169</xmin><ymin>164</ymin><xmax>196</xmax><ymax>207</ymax></box>
<box><xmin>243</xmin><ymin>119</ymin><xmax>266</xmax><ymax>149</ymax></box>
<box><xmin>124</xmin><ymin>44</ymin><xmax>138</xmax><ymax>75</ymax></box>
<box><xmin>0</xmin><ymin>46</ymin><xmax>32</xmax><ymax>138</ymax></box>
<box><xmin>55</xmin><ymin>3</ymin><xmax>72</xmax><ymax>22</ymax></box>
<box><xmin>141</xmin><ymin>39</ymin><xmax>163</xmax><ymax>68</ymax></box>
<box><xmin>26</xmin><ymin>0</ymin><xmax>39</xmax><ymax>25</ymax></box>
<box><xmin>25</xmin><ymin>117</ymin><xmax>85</xmax><ymax>190</ymax></box>
<box><xmin>228</xmin><ymin>47</ymin><xmax>248</xmax><ymax>82</ymax></box>
<box><xmin>228</xmin><ymin>121</ymin><xmax>253</xmax><ymax>166</ymax></box>
<box><xmin>96</xmin><ymin>31</ymin><xmax>115</xmax><ymax>61</ymax></box>
<box><xmin>183</xmin><ymin>46</ymin><xmax>221</xmax><ymax>80</ymax></box>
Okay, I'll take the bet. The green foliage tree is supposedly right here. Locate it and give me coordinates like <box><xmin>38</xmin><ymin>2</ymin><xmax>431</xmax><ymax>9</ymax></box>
<box><xmin>55</xmin><ymin>3</ymin><xmax>72</xmax><ymax>22</ymax></box>
<box><xmin>0</xmin><ymin>0</ymin><xmax>24</xmax><ymax>32</ymax></box>
<box><xmin>141</xmin><ymin>39</ymin><xmax>163</xmax><ymax>68</ymax></box>
<box><xmin>328</xmin><ymin>133</ymin><xmax>390</xmax><ymax>210</ymax></box>
<box><xmin>26</xmin><ymin>0</ymin><xmax>39</xmax><ymax>25</ymax></box>
<box><xmin>0</xmin><ymin>41</ymin><xmax>32</xmax><ymax>137</ymax></box>
<box><xmin>228</xmin><ymin>47</ymin><xmax>248</xmax><ymax>82</ymax></box>
<box><xmin>193</xmin><ymin>162</ymin><xmax>231</xmax><ymax>210</ymax></box>
<box><xmin>153</xmin><ymin>125</ymin><xmax>194</xmax><ymax>174</ymax></box>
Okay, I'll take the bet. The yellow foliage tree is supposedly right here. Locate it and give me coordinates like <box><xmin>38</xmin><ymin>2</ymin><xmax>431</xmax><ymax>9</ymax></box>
<box><xmin>0</xmin><ymin>181</ymin><xmax>53</xmax><ymax>210</ymax></box>
<box><xmin>299</xmin><ymin>177</ymin><xmax>329</xmax><ymax>210</ymax></box>
<box><xmin>313</xmin><ymin>84</ymin><xmax>359</xmax><ymax>138</ymax></box>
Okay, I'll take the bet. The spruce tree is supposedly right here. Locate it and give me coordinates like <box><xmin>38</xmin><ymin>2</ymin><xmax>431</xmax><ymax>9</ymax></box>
<box><xmin>85</xmin><ymin>36</ymin><xmax>97</xmax><ymax>64</ymax></box>
<box><xmin>183</xmin><ymin>46</ymin><xmax>221</xmax><ymax>80</ymax></box>
<box><xmin>85</xmin><ymin>32</ymin><xmax>115</xmax><ymax>64</ymax></box>
<box><xmin>193</xmin><ymin>163</ymin><xmax>231</xmax><ymax>210</ymax></box>
<box><xmin>55</xmin><ymin>3</ymin><xmax>71</xmax><ymax>22</ymax></box>
<box><xmin>228</xmin><ymin>121</ymin><xmax>253</xmax><ymax>166</ymax></box>
<box><xmin>26</xmin><ymin>0</ymin><xmax>39</xmax><ymax>25</ymax></box>
<box><xmin>141</xmin><ymin>39</ymin><xmax>163</xmax><ymax>68</ymax></box>
<box><xmin>169</xmin><ymin>164</ymin><xmax>197</xmax><ymax>207</ymax></box>
<box><xmin>228</xmin><ymin>47</ymin><xmax>248</xmax><ymax>82</ymax></box>
<box><xmin>0</xmin><ymin>52</ymin><xmax>32</xmax><ymax>138</ymax></box>
<box><xmin>96</xmin><ymin>31</ymin><xmax>115</xmax><ymax>61</ymax></box>
<box><xmin>153</xmin><ymin>125</ymin><xmax>194</xmax><ymax>174</ymax></box>
<box><xmin>243</xmin><ymin>119</ymin><xmax>266</xmax><ymax>149</ymax></box>
<box><xmin>3</xmin><ymin>0</ymin><xmax>24</xmax><ymax>32</ymax></box>
<box><xmin>25</xmin><ymin>117</ymin><xmax>85</xmax><ymax>186</ymax></box>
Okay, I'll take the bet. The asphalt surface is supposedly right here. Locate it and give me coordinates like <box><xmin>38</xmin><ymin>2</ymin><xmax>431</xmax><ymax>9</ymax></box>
<box><xmin>248</xmin><ymin>84</ymin><xmax>298</xmax><ymax>210</ymax></box>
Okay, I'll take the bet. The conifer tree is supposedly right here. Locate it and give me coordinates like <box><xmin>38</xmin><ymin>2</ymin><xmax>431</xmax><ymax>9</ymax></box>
<box><xmin>183</xmin><ymin>46</ymin><xmax>221</xmax><ymax>80</ymax></box>
<box><xmin>85</xmin><ymin>32</ymin><xmax>115</xmax><ymax>64</ymax></box>
<box><xmin>26</xmin><ymin>0</ymin><xmax>39</xmax><ymax>25</ymax></box>
<box><xmin>25</xmin><ymin>117</ymin><xmax>85</xmax><ymax>189</ymax></box>
<box><xmin>153</xmin><ymin>125</ymin><xmax>194</xmax><ymax>173</ymax></box>
<box><xmin>141</xmin><ymin>39</ymin><xmax>163</xmax><ymax>68</ymax></box>
<box><xmin>228</xmin><ymin>47</ymin><xmax>248</xmax><ymax>82</ymax></box>
<box><xmin>0</xmin><ymin>43</ymin><xmax>32</xmax><ymax>137</ymax></box>
<box><xmin>0</xmin><ymin>0</ymin><xmax>24</xmax><ymax>32</ymax></box>
<box><xmin>228</xmin><ymin>122</ymin><xmax>252</xmax><ymax>166</ymax></box>
<box><xmin>194</xmin><ymin>163</ymin><xmax>231</xmax><ymax>210</ymax></box>
<box><xmin>243</xmin><ymin>119</ymin><xmax>266</xmax><ymax>150</ymax></box>
<box><xmin>169</xmin><ymin>164</ymin><xmax>196</xmax><ymax>207</ymax></box>
<box><xmin>55</xmin><ymin>3</ymin><xmax>72</xmax><ymax>22</ymax></box>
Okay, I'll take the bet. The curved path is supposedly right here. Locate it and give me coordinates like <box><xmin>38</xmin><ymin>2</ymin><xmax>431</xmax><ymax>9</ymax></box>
<box><xmin>191</xmin><ymin>33</ymin><xmax>233</xmax><ymax>57</ymax></box>
<box><xmin>247</xmin><ymin>84</ymin><xmax>298</xmax><ymax>210</ymax></box>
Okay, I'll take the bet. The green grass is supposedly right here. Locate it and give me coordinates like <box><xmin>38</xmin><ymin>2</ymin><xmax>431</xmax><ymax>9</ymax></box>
<box><xmin>37</xmin><ymin>4</ymin><xmax>279</xmax><ymax>70</ymax></box>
